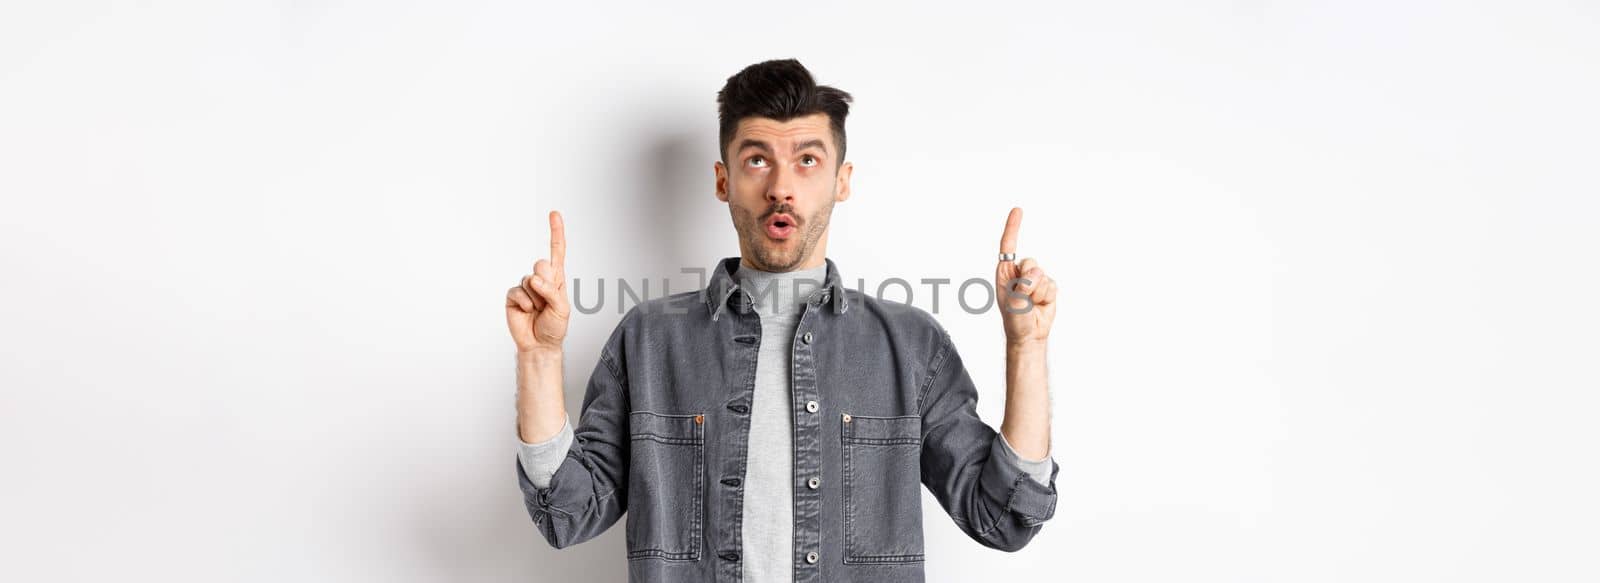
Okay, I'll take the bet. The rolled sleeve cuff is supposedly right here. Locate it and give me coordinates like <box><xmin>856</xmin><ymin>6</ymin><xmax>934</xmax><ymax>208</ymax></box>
<box><xmin>979</xmin><ymin>434</ymin><xmax>1060</xmax><ymax>525</ymax></box>
<box><xmin>997</xmin><ymin>432</ymin><xmax>1055</xmax><ymax>487</ymax></box>
<box><xmin>516</xmin><ymin>414</ymin><xmax>574</xmax><ymax>489</ymax></box>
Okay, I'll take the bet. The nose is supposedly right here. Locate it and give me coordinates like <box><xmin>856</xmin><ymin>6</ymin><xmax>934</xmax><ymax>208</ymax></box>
<box><xmin>766</xmin><ymin>163</ymin><xmax>796</xmax><ymax>204</ymax></box>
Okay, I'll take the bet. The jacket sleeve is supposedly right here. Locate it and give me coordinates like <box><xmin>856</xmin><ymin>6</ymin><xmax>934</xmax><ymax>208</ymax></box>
<box><xmin>515</xmin><ymin>326</ymin><xmax>631</xmax><ymax>549</ymax></box>
<box><xmin>918</xmin><ymin>326</ymin><xmax>1059</xmax><ymax>552</ymax></box>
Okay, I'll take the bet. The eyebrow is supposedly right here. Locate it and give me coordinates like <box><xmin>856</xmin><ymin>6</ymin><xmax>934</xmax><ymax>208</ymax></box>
<box><xmin>737</xmin><ymin>138</ymin><xmax>829</xmax><ymax>157</ymax></box>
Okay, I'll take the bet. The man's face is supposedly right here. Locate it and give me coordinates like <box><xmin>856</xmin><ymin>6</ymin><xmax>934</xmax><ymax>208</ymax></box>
<box><xmin>715</xmin><ymin>113</ymin><xmax>853</xmax><ymax>272</ymax></box>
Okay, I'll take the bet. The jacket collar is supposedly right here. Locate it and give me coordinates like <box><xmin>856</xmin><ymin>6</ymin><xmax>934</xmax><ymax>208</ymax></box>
<box><xmin>703</xmin><ymin>256</ymin><xmax>850</xmax><ymax>321</ymax></box>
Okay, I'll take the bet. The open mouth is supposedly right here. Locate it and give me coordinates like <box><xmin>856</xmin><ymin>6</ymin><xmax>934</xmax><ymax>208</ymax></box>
<box><xmin>765</xmin><ymin>214</ymin><xmax>797</xmax><ymax>240</ymax></box>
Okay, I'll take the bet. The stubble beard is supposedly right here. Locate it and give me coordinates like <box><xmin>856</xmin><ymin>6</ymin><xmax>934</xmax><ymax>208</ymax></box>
<box><xmin>736</xmin><ymin>199</ymin><xmax>834</xmax><ymax>273</ymax></box>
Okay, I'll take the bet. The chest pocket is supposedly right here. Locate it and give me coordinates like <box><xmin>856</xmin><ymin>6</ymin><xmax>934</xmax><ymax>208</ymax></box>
<box><xmin>627</xmin><ymin>411</ymin><xmax>705</xmax><ymax>561</ymax></box>
<box><xmin>840</xmin><ymin>412</ymin><xmax>925</xmax><ymax>564</ymax></box>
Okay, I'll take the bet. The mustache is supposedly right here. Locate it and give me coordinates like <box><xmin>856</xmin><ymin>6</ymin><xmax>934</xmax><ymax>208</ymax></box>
<box><xmin>762</xmin><ymin>205</ymin><xmax>799</xmax><ymax>224</ymax></box>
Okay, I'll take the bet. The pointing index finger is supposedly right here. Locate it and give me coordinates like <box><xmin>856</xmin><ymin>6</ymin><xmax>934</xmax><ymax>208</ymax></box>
<box><xmin>549</xmin><ymin>210</ymin><xmax>566</xmax><ymax>271</ymax></box>
<box><xmin>999</xmin><ymin>207</ymin><xmax>1022</xmax><ymax>255</ymax></box>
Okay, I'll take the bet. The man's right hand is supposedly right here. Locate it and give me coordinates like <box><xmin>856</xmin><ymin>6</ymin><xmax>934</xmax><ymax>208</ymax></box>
<box><xmin>508</xmin><ymin>211</ymin><xmax>572</xmax><ymax>445</ymax></box>
<box><xmin>506</xmin><ymin>210</ymin><xmax>571</xmax><ymax>355</ymax></box>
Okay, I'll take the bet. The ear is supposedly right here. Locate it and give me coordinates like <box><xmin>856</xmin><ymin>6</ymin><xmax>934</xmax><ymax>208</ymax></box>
<box><xmin>714</xmin><ymin>160</ymin><xmax>730</xmax><ymax>202</ymax></box>
<box><xmin>834</xmin><ymin>160</ymin><xmax>853</xmax><ymax>203</ymax></box>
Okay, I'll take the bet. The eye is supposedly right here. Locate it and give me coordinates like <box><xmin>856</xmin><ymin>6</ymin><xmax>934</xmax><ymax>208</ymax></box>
<box><xmin>800</xmin><ymin>155</ymin><xmax>818</xmax><ymax>167</ymax></box>
<box><xmin>747</xmin><ymin>156</ymin><xmax>767</xmax><ymax>168</ymax></box>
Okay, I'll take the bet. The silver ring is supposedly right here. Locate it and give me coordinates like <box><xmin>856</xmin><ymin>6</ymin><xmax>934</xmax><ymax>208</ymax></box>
<box><xmin>998</xmin><ymin>252</ymin><xmax>1016</xmax><ymax>262</ymax></box>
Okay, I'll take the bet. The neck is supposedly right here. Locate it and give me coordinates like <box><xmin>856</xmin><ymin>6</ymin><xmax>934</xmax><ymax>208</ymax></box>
<box><xmin>734</xmin><ymin>260</ymin><xmax>827</xmax><ymax>315</ymax></box>
<box><xmin>740</xmin><ymin>254</ymin><xmax>825</xmax><ymax>273</ymax></box>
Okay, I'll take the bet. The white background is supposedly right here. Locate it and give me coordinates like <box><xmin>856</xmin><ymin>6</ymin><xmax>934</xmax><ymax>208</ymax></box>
<box><xmin>2</xmin><ymin>1</ymin><xmax>1597</xmax><ymax>581</ymax></box>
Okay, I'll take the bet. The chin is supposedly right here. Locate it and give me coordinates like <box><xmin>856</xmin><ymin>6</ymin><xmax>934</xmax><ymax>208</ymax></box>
<box><xmin>755</xmin><ymin>249</ymin><xmax>803</xmax><ymax>270</ymax></box>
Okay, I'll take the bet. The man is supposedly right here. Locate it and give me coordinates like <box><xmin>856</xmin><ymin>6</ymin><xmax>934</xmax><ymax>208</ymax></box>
<box><xmin>505</xmin><ymin>59</ymin><xmax>1060</xmax><ymax>582</ymax></box>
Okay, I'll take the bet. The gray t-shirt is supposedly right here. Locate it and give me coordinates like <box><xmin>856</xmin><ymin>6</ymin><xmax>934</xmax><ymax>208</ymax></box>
<box><xmin>732</xmin><ymin>262</ymin><xmax>827</xmax><ymax>582</ymax></box>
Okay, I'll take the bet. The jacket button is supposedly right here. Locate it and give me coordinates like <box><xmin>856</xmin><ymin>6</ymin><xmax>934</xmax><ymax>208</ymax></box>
<box><xmin>721</xmin><ymin>477</ymin><xmax>741</xmax><ymax>487</ymax></box>
<box><xmin>807</xmin><ymin>476</ymin><xmax>820</xmax><ymax>489</ymax></box>
<box><xmin>805</xmin><ymin>551</ymin><xmax>819</xmax><ymax>564</ymax></box>
<box><xmin>801</xmin><ymin>331</ymin><xmax>813</xmax><ymax>344</ymax></box>
<box><xmin>805</xmin><ymin>400</ymin><xmax>818</xmax><ymax>413</ymax></box>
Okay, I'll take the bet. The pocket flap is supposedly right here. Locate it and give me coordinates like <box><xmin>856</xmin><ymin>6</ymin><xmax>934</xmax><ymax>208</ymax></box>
<box><xmin>842</xmin><ymin>413</ymin><xmax>920</xmax><ymax>445</ymax></box>
<box><xmin>630</xmin><ymin>411</ymin><xmax>704</xmax><ymax>444</ymax></box>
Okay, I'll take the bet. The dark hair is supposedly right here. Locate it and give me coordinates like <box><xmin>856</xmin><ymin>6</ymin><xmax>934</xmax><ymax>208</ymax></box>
<box><xmin>716</xmin><ymin>59</ymin><xmax>853</xmax><ymax>168</ymax></box>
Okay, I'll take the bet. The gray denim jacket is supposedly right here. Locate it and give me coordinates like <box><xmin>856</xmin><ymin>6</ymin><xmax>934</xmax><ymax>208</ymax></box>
<box><xmin>516</xmin><ymin>257</ymin><xmax>1060</xmax><ymax>582</ymax></box>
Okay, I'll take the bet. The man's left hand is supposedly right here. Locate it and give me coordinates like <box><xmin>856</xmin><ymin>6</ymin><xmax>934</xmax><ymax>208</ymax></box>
<box><xmin>995</xmin><ymin>207</ymin><xmax>1058</xmax><ymax>347</ymax></box>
